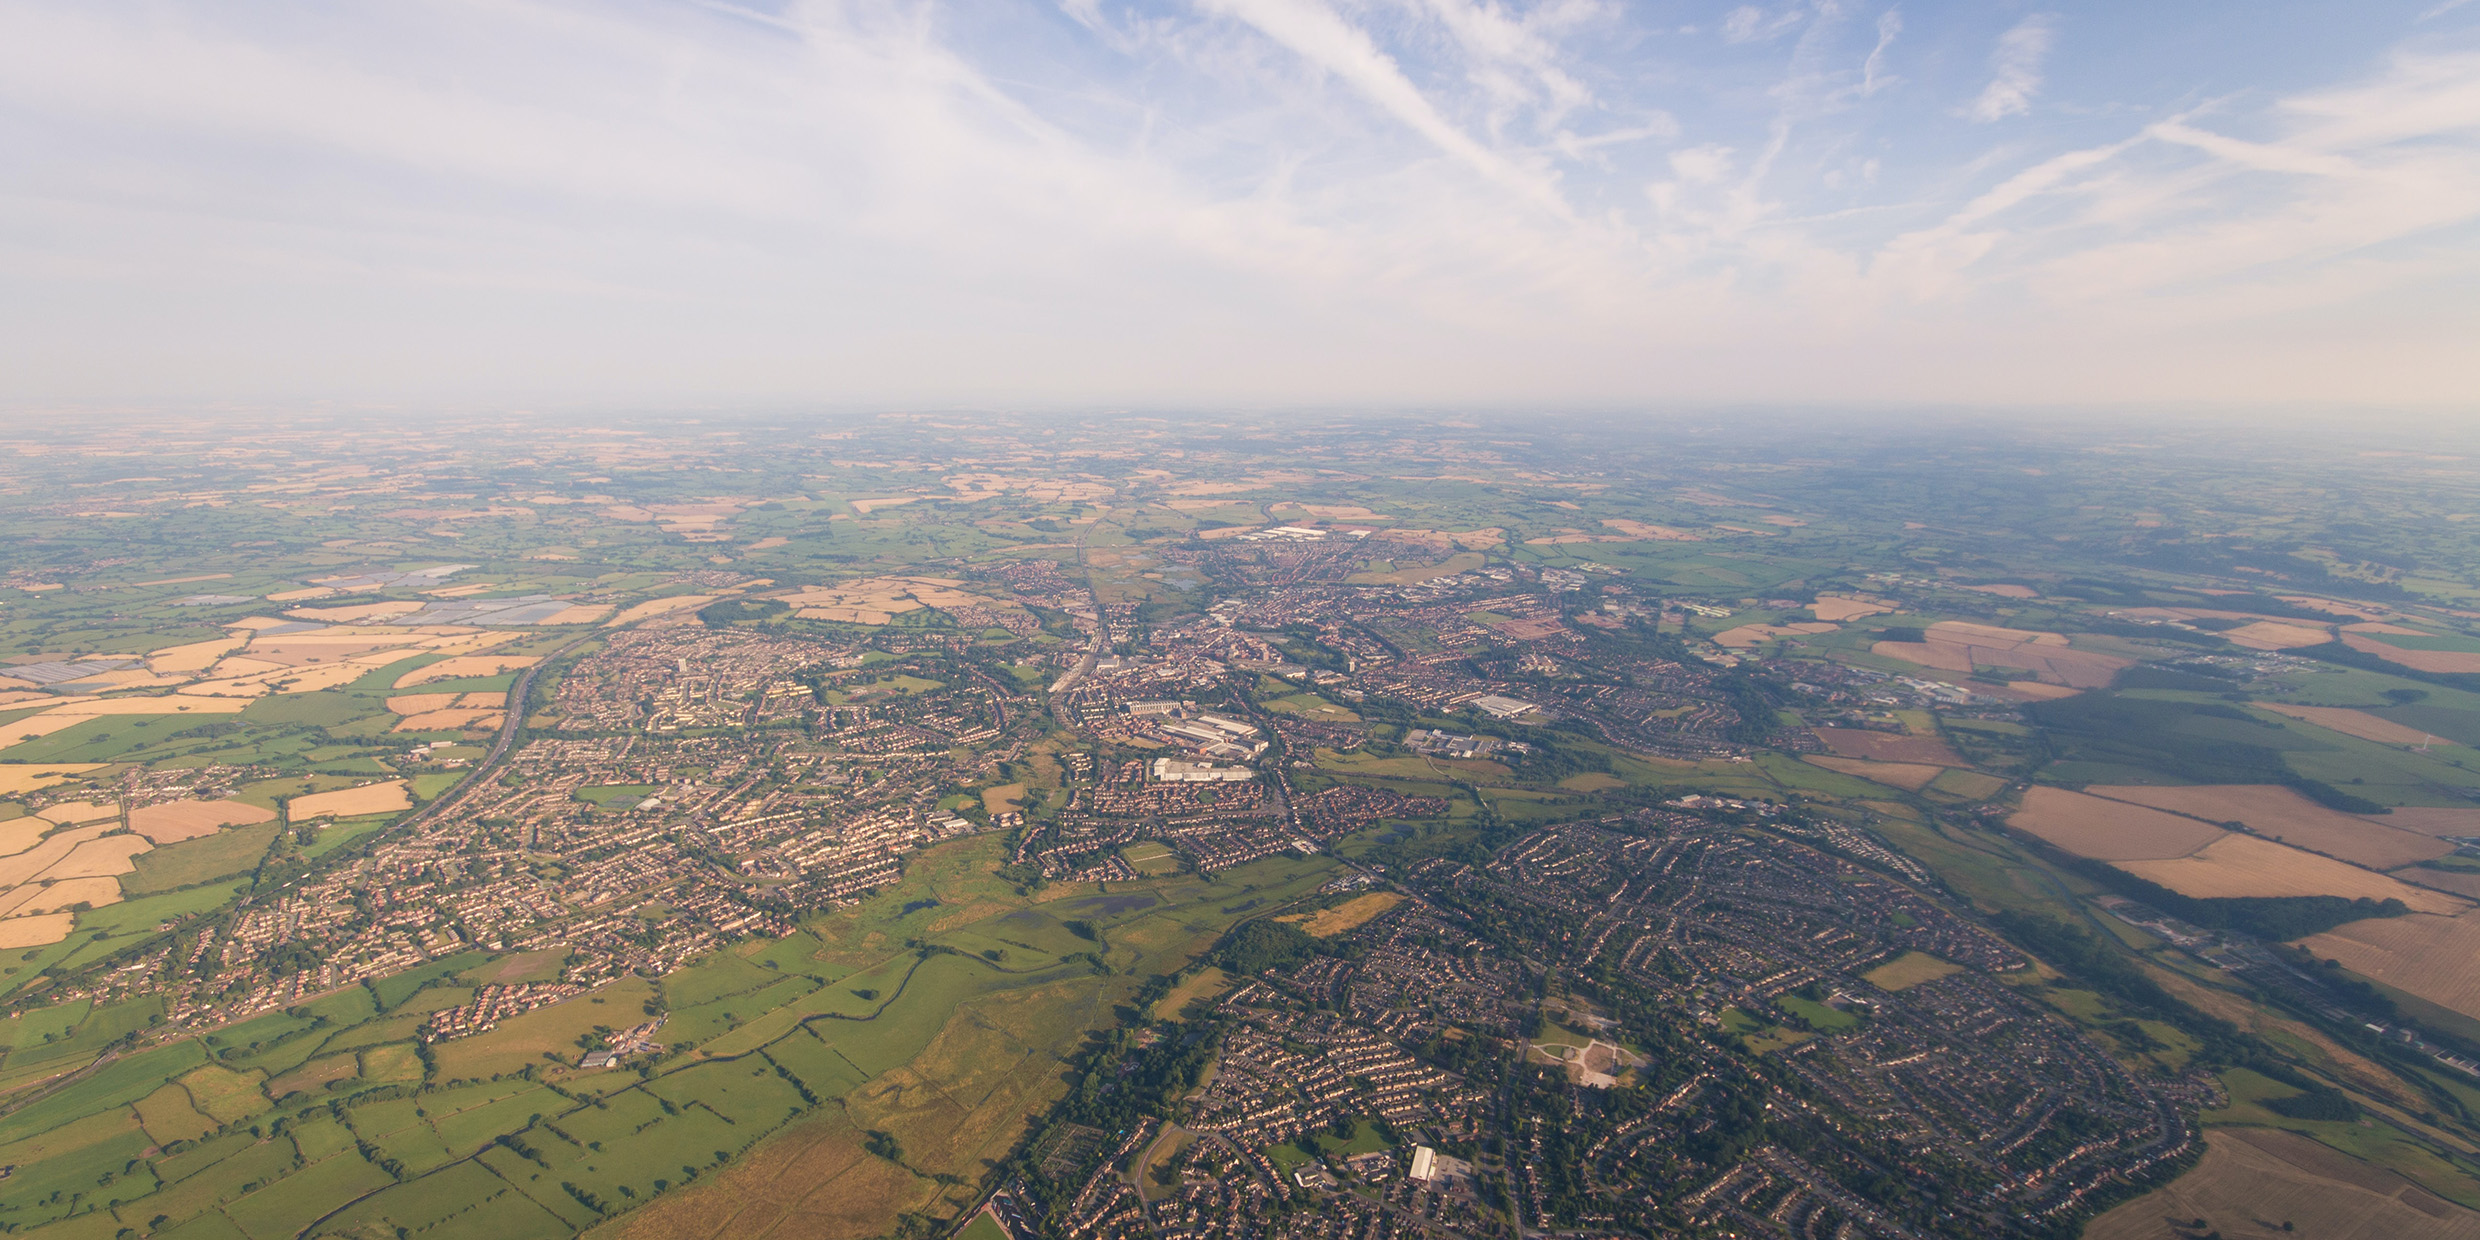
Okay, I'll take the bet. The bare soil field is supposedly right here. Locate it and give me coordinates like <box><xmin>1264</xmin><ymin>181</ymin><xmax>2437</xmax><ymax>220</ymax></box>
<box><xmin>1804</xmin><ymin>756</ymin><xmax>1946</xmax><ymax>791</ymax></box>
<box><xmin>130</xmin><ymin>798</ymin><xmax>276</xmax><ymax>843</ymax></box>
<box><xmin>1811</xmin><ymin>728</ymin><xmax>1965</xmax><ymax>766</ymax></box>
<box><xmin>1810</xmin><ymin>596</ymin><xmax>1893</xmax><ymax>621</ymax></box>
<box><xmin>1714</xmin><ymin>621</ymin><xmax>1838</xmax><ymax>648</ymax></box>
<box><xmin>290</xmin><ymin>780</ymin><xmax>414</xmax><ymax>819</ymax></box>
<box><xmin>2258</xmin><ymin>703</ymin><xmax>2440</xmax><ymax>745</ymax></box>
<box><xmin>2008</xmin><ymin>787</ymin><xmax>2226</xmax><ymax>861</ymax></box>
<box><xmin>2306</xmin><ymin>909</ymin><xmax>2480</xmax><ymax>1024</ymax></box>
<box><xmin>2087</xmin><ymin>784</ymin><xmax>2452</xmax><ymax>870</ymax></box>
<box><xmin>2116</xmin><ymin>834</ymin><xmax>2464</xmax><ymax>912</ymax></box>
<box><xmin>2084</xmin><ymin>1128</ymin><xmax>2480</xmax><ymax>1240</ymax></box>
<box><xmin>2345</xmin><ymin>633</ymin><xmax>2480</xmax><ymax>675</ymax></box>
<box><xmin>1871</xmin><ymin>621</ymin><xmax>2133</xmax><ymax>688</ymax></box>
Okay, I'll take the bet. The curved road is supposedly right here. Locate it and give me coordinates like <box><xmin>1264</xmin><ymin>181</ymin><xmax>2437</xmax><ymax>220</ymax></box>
<box><xmin>388</xmin><ymin>632</ymin><xmax>593</xmax><ymax>833</ymax></box>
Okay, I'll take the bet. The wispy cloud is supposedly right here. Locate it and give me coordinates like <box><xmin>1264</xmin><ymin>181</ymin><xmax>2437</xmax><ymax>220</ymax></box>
<box><xmin>0</xmin><ymin>0</ymin><xmax>2471</xmax><ymax>408</ymax></box>
<box><xmin>1964</xmin><ymin>14</ymin><xmax>2054</xmax><ymax>122</ymax></box>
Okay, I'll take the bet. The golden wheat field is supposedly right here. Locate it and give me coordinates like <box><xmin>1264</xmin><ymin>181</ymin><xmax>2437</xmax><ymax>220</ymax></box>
<box><xmin>2086</xmin><ymin>784</ymin><xmax>2451</xmax><ymax>870</ymax></box>
<box><xmin>2115</xmin><ymin>834</ymin><xmax>2463</xmax><ymax>912</ymax></box>
<box><xmin>2083</xmin><ymin>1128</ymin><xmax>2480</xmax><ymax>1240</ymax></box>
<box><xmin>2305</xmin><ymin>908</ymin><xmax>2480</xmax><ymax>1024</ymax></box>
<box><xmin>289</xmin><ymin>780</ymin><xmax>414</xmax><ymax>819</ymax></box>
<box><xmin>129</xmin><ymin>798</ymin><xmax>275</xmax><ymax>842</ymax></box>
<box><xmin>2008</xmin><ymin>787</ymin><xmax>2226</xmax><ymax>861</ymax></box>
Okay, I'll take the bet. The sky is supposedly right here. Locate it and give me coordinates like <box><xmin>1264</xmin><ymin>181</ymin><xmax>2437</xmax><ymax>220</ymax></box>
<box><xmin>2</xmin><ymin>0</ymin><xmax>2477</xmax><ymax>411</ymax></box>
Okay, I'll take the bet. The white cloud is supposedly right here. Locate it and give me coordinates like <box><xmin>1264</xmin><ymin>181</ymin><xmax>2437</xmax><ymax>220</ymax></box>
<box><xmin>0</xmin><ymin>1</ymin><xmax>2471</xmax><ymax>409</ymax></box>
<box><xmin>1964</xmin><ymin>14</ymin><xmax>2054</xmax><ymax>122</ymax></box>
<box><xmin>1194</xmin><ymin>0</ymin><xmax>1570</xmax><ymax>213</ymax></box>
<box><xmin>1720</xmin><ymin>5</ymin><xmax>1805</xmax><ymax>44</ymax></box>
<box><xmin>1861</xmin><ymin>9</ymin><xmax>1901</xmax><ymax>96</ymax></box>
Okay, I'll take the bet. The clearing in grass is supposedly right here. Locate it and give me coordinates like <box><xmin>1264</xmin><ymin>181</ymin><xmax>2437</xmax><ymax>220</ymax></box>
<box><xmin>1862</xmin><ymin>952</ymin><xmax>1963</xmax><ymax>992</ymax></box>
<box><xmin>1281</xmin><ymin>892</ymin><xmax>1404</xmax><ymax>938</ymax></box>
<box><xmin>1150</xmin><ymin>966</ymin><xmax>1232</xmax><ymax>1019</ymax></box>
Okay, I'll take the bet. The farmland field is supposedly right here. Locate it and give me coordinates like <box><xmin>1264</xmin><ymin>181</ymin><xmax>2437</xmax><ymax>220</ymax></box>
<box><xmin>2083</xmin><ymin>1128</ymin><xmax>2480</xmax><ymax>1240</ymax></box>
<box><xmin>1810</xmin><ymin>728</ymin><xmax>1965</xmax><ymax>766</ymax></box>
<box><xmin>2007</xmin><ymin>786</ymin><xmax>2226</xmax><ymax>861</ymax></box>
<box><xmin>12</xmin><ymin>412</ymin><xmax>2480</xmax><ymax>1240</ymax></box>
<box><xmin>2304</xmin><ymin>910</ymin><xmax>2480</xmax><ymax>1025</ymax></box>
<box><xmin>1803</xmin><ymin>755</ymin><xmax>1944</xmax><ymax>790</ymax></box>
<box><xmin>2117</xmin><ymin>834</ymin><xmax>2466</xmax><ymax>911</ymax></box>
<box><xmin>2088</xmin><ymin>783</ymin><xmax>2453</xmax><ymax>870</ymax></box>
